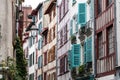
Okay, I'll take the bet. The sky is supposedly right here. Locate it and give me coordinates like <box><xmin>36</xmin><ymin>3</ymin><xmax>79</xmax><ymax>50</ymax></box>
<box><xmin>23</xmin><ymin>0</ymin><xmax>45</xmax><ymax>9</ymax></box>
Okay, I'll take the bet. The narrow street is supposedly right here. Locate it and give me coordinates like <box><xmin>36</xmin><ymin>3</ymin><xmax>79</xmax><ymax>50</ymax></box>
<box><xmin>0</xmin><ymin>0</ymin><xmax>120</xmax><ymax>80</ymax></box>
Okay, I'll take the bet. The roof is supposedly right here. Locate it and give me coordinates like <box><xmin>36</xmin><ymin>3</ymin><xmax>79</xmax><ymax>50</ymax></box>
<box><xmin>31</xmin><ymin>3</ymin><xmax>43</xmax><ymax>15</ymax></box>
<box><xmin>44</xmin><ymin>0</ymin><xmax>56</xmax><ymax>14</ymax></box>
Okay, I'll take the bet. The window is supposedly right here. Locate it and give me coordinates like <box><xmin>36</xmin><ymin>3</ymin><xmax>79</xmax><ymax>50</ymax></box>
<box><xmin>63</xmin><ymin>24</ymin><xmax>67</xmax><ymax>43</ymax></box>
<box><xmin>60</xmin><ymin>55</ymin><xmax>68</xmax><ymax>75</ymax></box>
<box><xmin>38</xmin><ymin>75</ymin><xmax>42</xmax><ymax>80</ymax></box>
<box><xmin>38</xmin><ymin>38</ymin><xmax>42</xmax><ymax>50</ymax></box>
<box><xmin>97</xmin><ymin>0</ymin><xmax>102</xmax><ymax>15</ymax></box>
<box><xmin>33</xmin><ymin>52</ymin><xmax>34</xmax><ymax>65</ymax></box>
<box><xmin>53</xmin><ymin>7</ymin><xmax>56</xmax><ymax>18</ymax></box>
<box><xmin>106</xmin><ymin>0</ymin><xmax>112</xmax><ymax>7</ymax></box>
<box><xmin>38</xmin><ymin>22</ymin><xmax>42</xmax><ymax>35</ymax></box>
<box><xmin>107</xmin><ymin>26</ymin><xmax>114</xmax><ymax>54</ymax></box>
<box><xmin>39</xmin><ymin>7</ymin><xmax>42</xmax><ymax>19</ymax></box>
<box><xmin>43</xmin><ymin>34</ymin><xmax>47</xmax><ymax>46</ymax></box>
<box><xmin>29</xmin><ymin>54</ymin><xmax>32</xmax><ymax>67</ymax></box>
<box><xmin>29</xmin><ymin>53</ymin><xmax>34</xmax><ymax>67</ymax></box>
<box><xmin>32</xmin><ymin>16</ymin><xmax>35</xmax><ymax>22</ymax></box>
<box><xmin>48</xmin><ymin>46</ymin><xmax>55</xmax><ymax>63</ymax></box>
<box><xmin>49</xmin><ymin>12</ymin><xmax>52</xmax><ymax>22</ymax></box>
<box><xmin>38</xmin><ymin>55</ymin><xmax>42</xmax><ymax>68</ymax></box>
<box><xmin>29</xmin><ymin>73</ymin><xmax>34</xmax><ymax>80</ymax></box>
<box><xmin>53</xmin><ymin>26</ymin><xmax>56</xmax><ymax>39</ymax></box>
<box><xmin>29</xmin><ymin>37</ymin><xmax>33</xmax><ymax>47</ymax></box>
<box><xmin>98</xmin><ymin>32</ymin><xmax>103</xmax><ymax>58</ymax></box>
<box><xmin>44</xmin><ymin>52</ymin><xmax>47</xmax><ymax>65</ymax></box>
<box><xmin>59</xmin><ymin>0</ymin><xmax>69</xmax><ymax>22</ymax></box>
<box><xmin>60</xmin><ymin>30</ymin><xmax>63</xmax><ymax>47</ymax></box>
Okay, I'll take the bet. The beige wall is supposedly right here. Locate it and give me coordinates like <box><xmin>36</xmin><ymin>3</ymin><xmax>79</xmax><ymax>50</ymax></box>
<box><xmin>0</xmin><ymin>0</ymin><xmax>15</xmax><ymax>62</ymax></box>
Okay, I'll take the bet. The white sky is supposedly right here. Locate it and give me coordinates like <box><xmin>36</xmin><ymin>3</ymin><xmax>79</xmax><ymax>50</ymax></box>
<box><xmin>23</xmin><ymin>0</ymin><xmax>45</xmax><ymax>9</ymax></box>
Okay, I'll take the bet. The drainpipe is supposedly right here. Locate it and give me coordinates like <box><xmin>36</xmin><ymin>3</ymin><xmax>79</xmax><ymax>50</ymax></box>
<box><xmin>55</xmin><ymin>0</ymin><xmax>58</xmax><ymax>80</ymax></box>
<box><xmin>93</xmin><ymin>0</ymin><xmax>97</xmax><ymax>78</ymax></box>
<box><xmin>114</xmin><ymin>0</ymin><xmax>118</xmax><ymax>67</ymax></box>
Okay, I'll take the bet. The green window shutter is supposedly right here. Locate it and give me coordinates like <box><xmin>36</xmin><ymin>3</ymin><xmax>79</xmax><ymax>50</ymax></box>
<box><xmin>78</xmin><ymin>3</ymin><xmax>86</xmax><ymax>25</ymax></box>
<box><xmin>72</xmin><ymin>44</ymin><xmax>81</xmax><ymax>67</ymax></box>
<box><xmin>70</xmin><ymin>20</ymin><xmax>73</xmax><ymax>36</ymax></box>
<box><xmin>86</xmin><ymin>37</ymin><xmax>92</xmax><ymax>62</ymax></box>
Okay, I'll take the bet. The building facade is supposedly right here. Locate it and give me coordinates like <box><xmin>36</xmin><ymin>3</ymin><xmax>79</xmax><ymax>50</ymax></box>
<box><xmin>94</xmin><ymin>0</ymin><xmax>115</xmax><ymax>80</ymax></box>
<box><xmin>42</xmin><ymin>0</ymin><xmax>57</xmax><ymax>80</ymax></box>
<box><xmin>57</xmin><ymin>0</ymin><xmax>71</xmax><ymax>80</ymax></box>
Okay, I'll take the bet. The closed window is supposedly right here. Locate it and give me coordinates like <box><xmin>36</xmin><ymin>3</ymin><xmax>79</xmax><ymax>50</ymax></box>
<box><xmin>29</xmin><ymin>73</ymin><xmax>34</xmax><ymax>80</ymax></box>
<box><xmin>107</xmin><ymin>25</ymin><xmax>114</xmax><ymax>54</ymax></box>
<box><xmin>106</xmin><ymin>0</ymin><xmax>112</xmax><ymax>7</ymax></box>
<box><xmin>97</xmin><ymin>0</ymin><xmax>102</xmax><ymax>15</ymax></box>
<box><xmin>38</xmin><ymin>55</ymin><xmax>42</xmax><ymax>68</ymax></box>
<box><xmin>60</xmin><ymin>55</ymin><xmax>68</xmax><ymax>75</ymax></box>
<box><xmin>39</xmin><ymin>7</ymin><xmax>42</xmax><ymax>19</ymax></box>
<box><xmin>44</xmin><ymin>52</ymin><xmax>47</xmax><ymax>65</ymax></box>
<box><xmin>98</xmin><ymin>32</ymin><xmax>103</xmax><ymax>58</ymax></box>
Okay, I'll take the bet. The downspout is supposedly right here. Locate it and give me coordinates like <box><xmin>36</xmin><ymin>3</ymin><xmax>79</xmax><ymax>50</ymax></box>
<box><xmin>93</xmin><ymin>0</ymin><xmax>97</xmax><ymax>78</ymax></box>
<box><xmin>55</xmin><ymin>0</ymin><xmax>58</xmax><ymax>80</ymax></box>
<box><xmin>114</xmin><ymin>0</ymin><xmax>118</xmax><ymax>67</ymax></box>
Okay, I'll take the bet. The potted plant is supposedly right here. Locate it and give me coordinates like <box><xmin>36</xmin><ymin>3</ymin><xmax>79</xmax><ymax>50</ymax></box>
<box><xmin>70</xmin><ymin>35</ymin><xmax>76</xmax><ymax>44</ymax></box>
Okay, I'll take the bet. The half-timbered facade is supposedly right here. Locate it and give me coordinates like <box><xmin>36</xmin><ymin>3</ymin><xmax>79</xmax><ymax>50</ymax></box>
<box><xmin>57</xmin><ymin>0</ymin><xmax>71</xmax><ymax>80</ymax></box>
<box><xmin>95</xmin><ymin>0</ymin><xmax>115</xmax><ymax>79</ymax></box>
<box><xmin>42</xmin><ymin>0</ymin><xmax>57</xmax><ymax>80</ymax></box>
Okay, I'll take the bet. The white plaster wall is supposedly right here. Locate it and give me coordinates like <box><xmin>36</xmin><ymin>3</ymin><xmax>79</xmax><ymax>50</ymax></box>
<box><xmin>96</xmin><ymin>74</ymin><xmax>115</xmax><ymax>80</ymax></box>
<box><xmin>116</xmin><ymin>0</ymin><xmax>120</xmax><ymax>67</ymax></box>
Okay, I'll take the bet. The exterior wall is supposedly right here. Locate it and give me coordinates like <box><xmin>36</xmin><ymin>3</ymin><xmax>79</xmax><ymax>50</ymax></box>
<box><xmin>95</xmin><ymin>0</ymin><xmax>115</xmax><ymax>79</ymax></box>
<box><xmin>116</xmin><ymin>0</ymin><xmax>120</xmax><ymax>67</ymax></box>
<box><xmin>42</xmin><ymin>0</ymin><xmax>57</xmax><ymax>80</ymax></box>
<box><xmin>115</xmin><ymin>0</ymin><xmax>120</xmax><ymax>79</ymax></box>
<box><xmin>96</xmin><ymin>74</ymin><xmax>115</xmax><ymax>80</ymax></box>
<box><xmin>0</xmin><ymin>0</ymin><xmax>15</xmax><ymax>62</ymax></box>
<box><xmin>57</xmin><ymin>0</ymin><xmax>71</xmax><ymax>80</ymax></box>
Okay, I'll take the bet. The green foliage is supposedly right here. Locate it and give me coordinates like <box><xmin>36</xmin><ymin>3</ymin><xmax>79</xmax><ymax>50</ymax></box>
<box><xmin>15</xmin><ymin>37</ymin><xmax>27</xmax><ymax>80</ymax></box>
<box><xmin>70</xmin><ymin>35</ymin><xmax>76</xmax><ymax>44</ymax></box>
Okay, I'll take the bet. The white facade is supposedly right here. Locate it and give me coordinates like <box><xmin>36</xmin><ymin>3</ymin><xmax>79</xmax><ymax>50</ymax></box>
<box><xmin>115</xmin><ymin>0</ymin><xmax>120</xmax><ymax>79</ymax></box>
<box><xmin>96</xmin><ymin>74</ymin><xmax>115</xmax><ymax>80</ymax></box>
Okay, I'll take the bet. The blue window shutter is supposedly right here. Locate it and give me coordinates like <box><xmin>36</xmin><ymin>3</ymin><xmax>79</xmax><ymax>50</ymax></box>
<box><xmin>38</xmin><ymin>23</ymin><xmax>42</xmax><ymax>35</ymax></box>
<box><xmin>38</xmin><ymin>56</ymin><xmax>40</xmax><ymax>68</ymax></box>
<box><xmin>70</xmin><ymin>20</ymin><xmax>73</xmax><ymax>36</ymax></box>
<box><xmin>72</xmin><ymin>44</ymin><xmax>81</xmax><ymax>67</ymax></box>
<box><xmin>78</xmin><ymin>3</ymin><xmax>86</xmax><ymax>25</ymax></box>
<box><xmin>38</xmin><ymin>40</ymin><xmax>40</xmax><ymax>50</ymax></box>
<box><xmin>68</xmin><ymin>50</ymin><xmax>72</xmax><ymax>69</ymax></box>
<box><xmin>86</xmin><ymin>37</ymin><xmax>92</xmax><ymax>62</ymax></box>
<box><xmin>84</xmin><ymin>42</ymin><xmax>86</xmax><ymax>63</ymax></box>
<box><xmin>32</xmin><ymin>16</ymin><xmax>35</xmax><ymax>22</ymax></box>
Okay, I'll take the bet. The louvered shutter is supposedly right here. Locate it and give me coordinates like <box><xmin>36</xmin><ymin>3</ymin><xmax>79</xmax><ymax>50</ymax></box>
<box><xmin>78</xmin><ymin>3</ymin><xmax>86</xmax><ymax>26</ymax></box>
<box><xmin>72</xmin><ymin>44</ymin><xmax>81</xmax><ymax>67</ymax></box>
<box><xmin>84</xmin><ymin>42</ymin><xmax>86</xmax><ymax>63</ymax></box>
<box><xmin>86</xmin><ymin>37</ymin><xmax>92</xmax><ymax>62</ymax></box>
